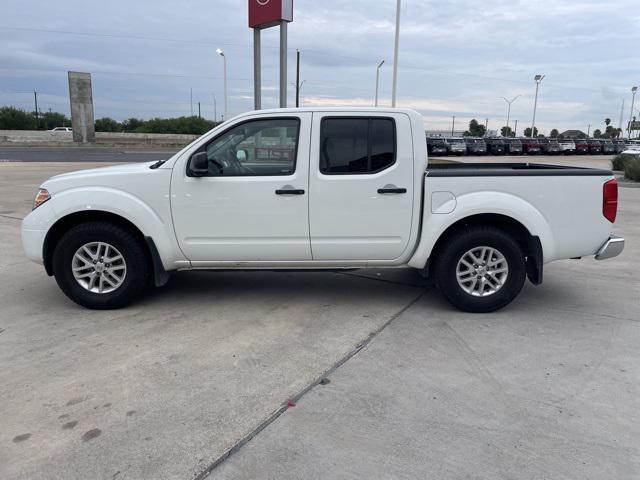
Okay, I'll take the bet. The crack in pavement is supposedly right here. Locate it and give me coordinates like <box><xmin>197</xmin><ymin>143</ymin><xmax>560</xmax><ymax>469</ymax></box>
<box><xmin>191</xmin><ymin>290</ymin><xmax>426</xmax><ymax>480</ymax></box>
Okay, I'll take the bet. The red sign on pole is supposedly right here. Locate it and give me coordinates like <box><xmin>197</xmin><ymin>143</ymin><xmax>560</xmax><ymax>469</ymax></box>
<box><xmin>249</xmin><ymin>0</ymin><xmax>293</xmax><ymax>29</ymax></box>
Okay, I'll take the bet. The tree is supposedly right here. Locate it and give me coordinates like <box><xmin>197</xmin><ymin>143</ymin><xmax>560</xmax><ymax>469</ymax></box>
<box><xmin>604</xmin><ymin>125</ymin><xmax>622</xmax><ymax>138</ymax></box>
<box><xmin>121</xmin><ymin>118</ymin><xmax>145</xmax><ymax>132</ymax></box>
<box><xmin>41</xmin><ymin>111</ymin><xmax>70</xmax><ymax>130</ymax></box>
<box><xmin>550</xmin><ymin>128</ymin><xmax>559</xmax><ymax>138</ymax></box>
<box><xmin>523</xmin><ymin>126</ymin><xmax>538</xmax><ymax>138</ymax></box>
<box><xmin>136</xmin><ymin>116</ymin><xmax>217</xmax><ymax>135</ymax></box>
<box><xmin>463</xmin><ymin>119</ymin><xmax>486</xmax><ymax>137</ymax></box>
<box><xmin>0</xmin><ymin>106</ymin><xmax>37</xmax><ymax>130</ymax></box>
<box><xmin>95</xmin><ymin>117</ymin><xmax>122</xmax><ymax>132</ymax></box>
<box><xmin>605</xmin><ymin>118</ymin><xmax>611</xmax><ymax>129</ymax></box>
<box><xmin>500</xmin><ymin>126</ymin><xmax>513</xmax><ymax>137</ymax></box>
<box><xmin>593</xmin><ymin>129</ymin><xmax>602</xmax><ymax>138</ymax></box>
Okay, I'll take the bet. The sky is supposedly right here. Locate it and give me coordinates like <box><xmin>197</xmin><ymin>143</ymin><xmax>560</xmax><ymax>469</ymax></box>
<box><xmin>0</xmin><ymin>0</ymin><xmax>638</xmax><ymax>134</ymax></box>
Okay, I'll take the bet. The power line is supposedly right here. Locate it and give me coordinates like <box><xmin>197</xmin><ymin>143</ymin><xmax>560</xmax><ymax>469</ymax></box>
<box><xmin>0</xmin><ymin>66</ymin><xmax>252</xmax><ymax>81</ymax></box>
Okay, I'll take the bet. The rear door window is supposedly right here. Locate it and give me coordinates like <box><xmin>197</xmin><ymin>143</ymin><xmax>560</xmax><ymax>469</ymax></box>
<box><xmin>320</xmin><ymin>118</ymin><xmax>396</xmax><ymax>174</ymax></box>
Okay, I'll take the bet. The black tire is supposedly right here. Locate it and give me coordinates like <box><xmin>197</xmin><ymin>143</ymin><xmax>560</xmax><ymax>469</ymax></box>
<box><xmin>52</xmin><ymin>221</ymin><xmax>150</xmax><ymax>309</ymax></box>
<box><xmin>434</xmin><ymin>226</ymin><xmax>526</xmax><ymax>313</ymax></box>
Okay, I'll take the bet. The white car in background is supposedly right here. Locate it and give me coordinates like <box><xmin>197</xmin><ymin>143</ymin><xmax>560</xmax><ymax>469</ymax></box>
<box><xmin>49</xmin><ymin>127</ymin><xmax>72</xmax><ymax>133</ymax></box>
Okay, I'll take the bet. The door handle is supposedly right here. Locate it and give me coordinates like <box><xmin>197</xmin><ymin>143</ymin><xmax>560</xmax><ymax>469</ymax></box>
<box><xmin>275</xmin><ymin>188</ymin><xmax>305</xmax><ymax>195</ymax></box>
<box><xmin>377</xmin><ymin>187</ymin><xmax>407</xmax><ymax>194</ymax></box>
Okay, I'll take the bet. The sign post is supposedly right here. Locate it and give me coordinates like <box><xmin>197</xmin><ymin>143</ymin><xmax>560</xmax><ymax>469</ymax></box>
<box><xmin>249</xmin><ymin>0</ymin><xmax>293</xmax><ymax>109</ymax></box>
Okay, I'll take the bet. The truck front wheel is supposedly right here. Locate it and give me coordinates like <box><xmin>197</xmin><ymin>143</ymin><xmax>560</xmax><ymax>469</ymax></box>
<box><xmin>434</xmin><ymin>226</ymin><xmax>526</xmax><ymax>313</ymax></box>
<box><xmin>52</xmin><ymin>221</ymin><xmax>150</xmax><ymax>309</ymax></box>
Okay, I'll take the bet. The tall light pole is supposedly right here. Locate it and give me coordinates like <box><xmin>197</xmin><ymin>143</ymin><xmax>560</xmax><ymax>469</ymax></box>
<box><xmin>530</xmin><ymin>74</ymin><xmax>545</xmax><ymax>138</ymax></box>
<box><xmin>628</xmin><ymin>86</ymin><xmax>638</xmax><ymax>139</ymax></box>
<box><xmin>391</xmin><ymin>0</ymin><xmax>401</xmax><ymax>107</ymax></box>
<box><xmin>217</xmin><ymin>48</ymin><xmax>228</xmax><ymax>121</ymax></box>
<box><xmin>451</xmin><ymin>115</ymin><xmax>455</xmax><ymax>136</ymax></box>
<box><xmin>375</xmin><ymin>60</ymin><xmax>385</xmax><ymax>107</ymax></box>
<box><xmin>514</xmin><ymin>119</ymin><xmax>518</xmax><ymax>137</ymax></box>
<box><xmin>500</xmin><ymin>95</ymin><xmax>521</xmax><ymax>136</ymax></box>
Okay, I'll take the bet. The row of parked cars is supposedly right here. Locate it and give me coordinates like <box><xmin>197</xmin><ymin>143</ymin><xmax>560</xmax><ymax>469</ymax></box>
<box><xmin>427</xmin><ymin>136</ymin><xmax>638</xmax><ymax>156</ymax></box>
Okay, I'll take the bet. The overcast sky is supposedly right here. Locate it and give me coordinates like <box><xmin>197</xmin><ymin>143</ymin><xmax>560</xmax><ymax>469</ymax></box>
<box><xmin>1</xmin><ymin>0</ymin><xmax>638</xmax><ymax>133</ymax></box>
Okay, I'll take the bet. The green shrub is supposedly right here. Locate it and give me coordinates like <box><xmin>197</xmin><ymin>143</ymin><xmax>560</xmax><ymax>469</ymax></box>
<box><xmin>612</xmin><ymin>153</ymin><xmax>635</xmax><ymax>171</ymax></box>
<box><xmin>0</xmin><ymin>106</ymin><xmax>37</xmax><ymax>130</ymax></box>
<box><xmin>624</xmin><ymin>156</ymin><xmax>640</xmax><ymax>181</ymax></box>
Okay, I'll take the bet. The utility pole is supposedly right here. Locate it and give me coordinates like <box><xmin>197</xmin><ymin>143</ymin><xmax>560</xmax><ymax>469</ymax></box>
<box><xmin>391</xmin><ymin>0</ymin><xmax>401</xmax><ymax>107</ymax></box>
<box><xmin>198</xmin><ymin>102</ymin><xmax>201</xmax><ymax>119</ymax></box>
<box><xmin>587</xmin><ymin>124</ymin><xmax>591</xmax><ymax>138</ymax></box>
<box><xmin>213</xmin><ymin>94</ymin><xmax>217</xmax><ymax>123</ymax></box>
<box><xmin>33</xmin><ymin>91</ymin><xmax>39</xmax><ymax>129</ymax></box>
<box><xmin>485</xmin><ymin>118</ymin><xmax>489</xmax><ymax>133</ymax></box>
<box><xmin>514</xmin><ymin>119</ymin><xmax>518</xmax><ymax>137</ymax></box>
<box><xmin>190</xmin><ymin>88</ymin><xmax>193</xmax><ymax>116</ymax></box>
<box><xmin>295</xmin><ymin>49</ymin><xmax>301</xmax><ymax>108</ymax></box>
<box><xmin>451</xmin><ymin>115</ymin><xmax>455</xmax><ymax>136</ymax></box>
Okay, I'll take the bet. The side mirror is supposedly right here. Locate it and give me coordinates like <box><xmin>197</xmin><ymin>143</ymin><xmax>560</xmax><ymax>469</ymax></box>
<box><xmin>188</xmin><ymin>152</ymin><xmax>209</xmax><ymax>177</ymax></box>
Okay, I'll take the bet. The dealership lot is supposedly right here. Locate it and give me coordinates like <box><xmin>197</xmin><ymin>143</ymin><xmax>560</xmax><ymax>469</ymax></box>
<box><xmin>1</xmin><ymin>159</ymin><xmax>638</xmax><ymax>479</ymax></box>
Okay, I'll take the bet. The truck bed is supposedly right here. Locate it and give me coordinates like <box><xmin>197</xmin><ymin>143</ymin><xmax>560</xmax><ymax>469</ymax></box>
<box><xmin>427</xmin><ymin>162</ymin><xmax>612</xmax><ymax>177</ymax></box>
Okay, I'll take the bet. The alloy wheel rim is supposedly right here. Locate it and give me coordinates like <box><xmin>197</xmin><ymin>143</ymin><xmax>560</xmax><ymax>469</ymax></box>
<box><xmin>456</xmin><ymin>246</ymin><xmax>509</xmax><ymax>297</ymax></box>
<box><xmin>72</xmin><ymin>242</ymin><xmax>127</xmax><ymax>294</ymax></box>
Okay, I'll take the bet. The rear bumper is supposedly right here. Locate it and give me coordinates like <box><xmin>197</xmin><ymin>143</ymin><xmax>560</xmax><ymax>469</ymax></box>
<box><xmin>595</xmin><ymin>235</ymin><xmax>624</xmax><ymax>260</ymax></box>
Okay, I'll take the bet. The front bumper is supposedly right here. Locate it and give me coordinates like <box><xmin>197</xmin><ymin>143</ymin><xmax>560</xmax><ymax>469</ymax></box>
<box><xmin>595</xmin><ymin>235</ymin><xmax>625</xmax><ymax>260</ymax></box>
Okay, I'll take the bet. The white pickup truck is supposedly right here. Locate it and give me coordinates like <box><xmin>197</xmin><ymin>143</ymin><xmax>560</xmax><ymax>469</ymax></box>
<box><xmin>22</xmin><ymin>108</ymin><xmax>624</xmax><ymax>312</ymax></box>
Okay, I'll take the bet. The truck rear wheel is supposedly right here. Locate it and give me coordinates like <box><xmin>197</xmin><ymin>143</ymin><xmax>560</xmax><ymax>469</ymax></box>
<box><xmin>434</xmin><ymin>226</ymin><xmax>526</xmax><ymax>313</ymax></box>
<box><xmin>52</xmin><ymin>221</ymin><xmax>149</xmax><ymax>309</ymax></box>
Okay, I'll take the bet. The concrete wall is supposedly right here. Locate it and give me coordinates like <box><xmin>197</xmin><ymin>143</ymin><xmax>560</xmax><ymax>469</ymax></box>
<box><xmin>0</xmin><ymin>130</ymin><xmax>199</xmax><ymax>148</ymax></box>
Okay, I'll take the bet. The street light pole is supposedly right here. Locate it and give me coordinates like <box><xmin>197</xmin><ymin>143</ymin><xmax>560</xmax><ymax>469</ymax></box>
<box><xmin>375</xmin><ymin>60</ymin><xmax>385</xmax><ymax>107</ymax></box>
<box><xmin>514</xmin><ymin>119</ymin><xmax>518</xmax><ymax>137</ymax></box>
<box><xmin>500</xmin><ymin>95</ymin><xmax>521</xmax><ymax>136</ymax></box>
<box><xmin>451</xmin><ymin>115</ymin><xmax>455</xmax><ymax>136</ymax></box>
<box><xmin>530</xmin><ymin>74</ymin><xmax>545</xmax><ymax>138</ymax></box>
<box><xmin>391</xmin><ymin>0</ymin><xmax>401</xmax><ymax>107</ymax></box>
<box><xmin>217</xmin><ymin>49</ymin><xmax>228</xmax><ymax>121</ymax></box>
<box><xmin>295</xmin><ymin>49</ymin><xmax>301</xmax><ymax>108</ymax></box>
<box><xmin>628</xmin><ymin>86</ymin><xmax>638</xmax><ymax>139</ymax></box>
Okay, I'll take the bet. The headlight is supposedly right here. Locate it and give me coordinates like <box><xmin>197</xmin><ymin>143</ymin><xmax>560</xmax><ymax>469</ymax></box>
<box><xmin>33</xmin><ymin>188</ymin><xmax>51</xmax><ymax>210</ymax></box>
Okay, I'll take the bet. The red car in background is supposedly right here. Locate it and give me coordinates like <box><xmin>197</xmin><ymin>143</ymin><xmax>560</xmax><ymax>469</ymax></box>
<box><xmin>520</xmin><ymin>138</ymin><xmax>541</xmax><ymax>154</ymax></box>
<box><xmin>574</xmin><ymin>138</ymin><xmax>589</xmax><ymax>154</ymax></box>
<box><xmin>588</xmin><ymin>139</ymin><xmax>602</xmax><ymax>154</ymax></box>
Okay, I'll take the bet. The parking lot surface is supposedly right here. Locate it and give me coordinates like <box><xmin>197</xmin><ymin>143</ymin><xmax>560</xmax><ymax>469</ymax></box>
<box><xmin>1</xmin><ymin>158</ymin><xmax>638</xmax><ymax>479</ymax></box>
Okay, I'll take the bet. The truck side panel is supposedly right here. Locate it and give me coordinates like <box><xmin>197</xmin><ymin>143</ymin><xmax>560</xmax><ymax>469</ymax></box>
<box><xmin>409</xmin><ymin>174</ymin><xmax>613</xmax><ymax>269</ymax></box>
